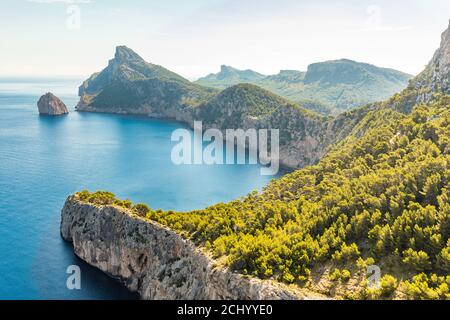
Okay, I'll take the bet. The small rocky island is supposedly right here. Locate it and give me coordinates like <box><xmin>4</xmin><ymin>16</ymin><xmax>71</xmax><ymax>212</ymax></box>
<box><xmin>37</xmin><ymin>92</ymin><xmax>69</xmax><ymax>116</ymax></box>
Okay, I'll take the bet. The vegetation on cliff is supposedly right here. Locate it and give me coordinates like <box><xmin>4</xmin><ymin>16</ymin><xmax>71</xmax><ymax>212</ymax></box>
<box><xmin>158</xmin><ymin>94</ymin><xmax>449</xmax><ymax>299</ymax></box>
<box><xmin>196</xmin><ymin>83</ymin><xmax>326</xmax><ymax>145</ymax></box>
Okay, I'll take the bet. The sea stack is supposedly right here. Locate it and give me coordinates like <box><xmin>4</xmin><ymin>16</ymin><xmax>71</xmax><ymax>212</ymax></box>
<box><xmin>37</xmin><ymin>92</ymin><xmax>69</xmax><ymax>116</ymax></box>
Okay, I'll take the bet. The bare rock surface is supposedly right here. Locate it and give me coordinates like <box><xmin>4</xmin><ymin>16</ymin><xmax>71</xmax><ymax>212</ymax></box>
<box><xmin>37</xmin><ymin>92</ymin><xmax>69</xmax><ymax>115</ymax></box>
<box><xmin>412</xmin><ymin>20</ymin><xmax>450</xmax><ymax>101</ymax></box>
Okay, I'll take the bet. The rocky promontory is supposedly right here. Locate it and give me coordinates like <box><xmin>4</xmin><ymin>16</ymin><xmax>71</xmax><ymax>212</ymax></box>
<box><xmin>37</xmin><ymin>92</ymin><xmax>69</xmax><ymax>116</ymax></box>
<box><xmin>60</xmin><ymin>195</ymin><xmax>324</xmax><ymax>300</ymax></box>
<box><xmin>74</xmin><ymin>46</ymin><xmax>360</xmax><ymax>170</ymax></box>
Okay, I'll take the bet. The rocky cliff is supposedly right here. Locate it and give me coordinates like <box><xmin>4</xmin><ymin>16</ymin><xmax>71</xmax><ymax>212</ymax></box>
<box><xmin>196</xmin><ymin>59</ymin><xmax>412</xmax><ymax>114</ymax></box>
<box><xmin>410</xmin><ymin>20</ymin><xmax>450</xmax><ymax>102</ymax></box>
<box><xmin>61</xmin><ymin>195</ymin><xmax>323</xmax><ymax>300</ymax></box>
<box><xmin>37</xmin><ymin>92</ymin><xmax>69</xmax><ymax>116</ymax></box>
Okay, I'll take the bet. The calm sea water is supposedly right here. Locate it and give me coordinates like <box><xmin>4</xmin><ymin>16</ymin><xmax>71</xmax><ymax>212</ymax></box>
<box><xmin>0</xmin><ymin>79</ymin><xmax>280</xmax><ymax>299</ymax></box>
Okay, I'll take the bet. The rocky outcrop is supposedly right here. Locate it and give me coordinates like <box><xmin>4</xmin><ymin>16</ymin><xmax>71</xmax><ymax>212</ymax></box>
<box><xmin>196</xmin><ymin>59</ymin><xmax>412</xmax><ymax>113</ymax></box>
<box><xmin>37</xmin><ymin>92</ymin><xmax>69</xmax><ymax>116</ymax></box>
<box><xmin>429</xmin><ymin>20</ymin><xmax>450</xmax><ymax>92</ymax></box>
<box><xmin>60</xmin><ymin>196</ymin><xmax>324</xmax><ymax>300</ymax></box>
<box><xmin>411</xmin><ymin>20</ymin><xmax>450</xmax><ymax>101</ymax></box>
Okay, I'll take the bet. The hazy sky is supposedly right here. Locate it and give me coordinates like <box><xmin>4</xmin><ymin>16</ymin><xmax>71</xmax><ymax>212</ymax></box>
<box><xmin>1</xmin><ymin>0</ymin><xmax>449</xmax><ymax>79</ymax></box>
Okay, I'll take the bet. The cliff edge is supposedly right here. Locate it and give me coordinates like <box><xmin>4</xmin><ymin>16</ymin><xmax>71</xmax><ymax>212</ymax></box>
<box><xmin>60</xmin><ymin>195</ymin><xmax>324</xmax><ymax>300</ymax></box>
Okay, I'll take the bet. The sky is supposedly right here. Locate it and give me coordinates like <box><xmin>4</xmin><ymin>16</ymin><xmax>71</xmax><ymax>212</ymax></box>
<box><xmin>0</xmin><ymin>0</ymin><xmax>449</xmax><ymax>80</ymax></box>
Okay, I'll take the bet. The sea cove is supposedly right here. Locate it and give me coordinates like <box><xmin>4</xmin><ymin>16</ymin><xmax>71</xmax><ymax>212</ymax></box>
<box><xmin>0</xmin><ymin>80</ymin><xmax>280</xmax><ymax>299</ymax></box>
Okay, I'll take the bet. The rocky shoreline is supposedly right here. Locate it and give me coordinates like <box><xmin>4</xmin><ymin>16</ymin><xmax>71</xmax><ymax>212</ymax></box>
<box><xmin>75</xmin><ymin>104</ymin><xmax>341</xmax><ymax>171</ymax></box>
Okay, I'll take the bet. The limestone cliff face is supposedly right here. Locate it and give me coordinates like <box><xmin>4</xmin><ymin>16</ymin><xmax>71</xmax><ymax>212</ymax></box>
<box><xmin>411</xmin><ymin>20</ymin><xmax>450</xmax><ymax>101</ymax></box>
<box><xmin>37</xmin><ymin>92</ymin><xmax>69</xmax><ymax>116</ymax></box>
<box><xmin>61</xmin><ymin>196</ymin><xmax>322</xmax><ymax>300</ymax></box>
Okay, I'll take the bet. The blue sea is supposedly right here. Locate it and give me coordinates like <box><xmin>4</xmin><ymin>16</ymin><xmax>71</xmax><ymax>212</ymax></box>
<box><xmin>0</xmin><ymin>78</ymin><xmax>280</xmax><ymax>299</ymax></box>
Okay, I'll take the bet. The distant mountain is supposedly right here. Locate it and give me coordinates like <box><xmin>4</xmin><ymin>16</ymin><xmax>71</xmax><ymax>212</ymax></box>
<box><xmin>195</xmin><ymin>60</ymin><xmax>412</xmax><ymax>115</ymax></box>
<box><xmin>264</xmin><ymin>70</ymin><xmax>306</xmax><ymax>83</ymax></box>
<box><xmin>196</xmin><ymin>65</ymin><xmax>266</xmax><ymax>89</ymax></box>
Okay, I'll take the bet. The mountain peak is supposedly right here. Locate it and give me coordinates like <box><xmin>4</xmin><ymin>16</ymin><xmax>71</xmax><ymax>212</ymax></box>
<box><xmin>114</xmin><ymin>46</ymin><xmax>145</xmax><ymax>64</ymax></box>
<box><xmin>219</xmin><ymin>65</ymin><xmax>239</xmax><ymax>76</ymax></box>
<box><xmin>220</xmin><ymin>65</ymin><xmax>235</xmax><ymax>72</ymax></box>
<box><xmin>78</xmin><ymin>46</ymin><xmax>190</xmax><ymax>97</ymax></box>
<box><xmin>440</xmin><ymin>22</ymin><xmax>450</xmax><ymax>65</ymax></box>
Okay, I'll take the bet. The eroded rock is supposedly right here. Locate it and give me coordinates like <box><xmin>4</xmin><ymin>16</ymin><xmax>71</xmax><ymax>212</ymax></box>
<box><xmin>37</xmin><ymin>92</ymin><xmax>69</xmax><ymax>116</ymax></box>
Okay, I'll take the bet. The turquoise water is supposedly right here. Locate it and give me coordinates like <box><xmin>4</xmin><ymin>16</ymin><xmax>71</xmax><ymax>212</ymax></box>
<box><xmin>0</xmin><ymin>79</ymin><xmax>279</xmax><ymax>299</ymax></box>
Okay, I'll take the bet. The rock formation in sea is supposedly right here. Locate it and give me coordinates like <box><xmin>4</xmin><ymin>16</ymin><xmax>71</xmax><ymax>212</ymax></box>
<box><xmin>37</xmin><ymin>92</ymin><xmax>69</xmax><ymax>116</ymax></box>
<box><xmin>60</xmin><ymin>195</ymin><xmax>324</xmax><ymax>300</ymax></box>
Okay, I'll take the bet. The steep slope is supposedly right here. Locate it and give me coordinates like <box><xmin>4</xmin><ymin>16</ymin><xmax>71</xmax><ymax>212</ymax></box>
<box><xmin>195</xmin><ymin>60</ymin><xmax>412</xmax><ymax>115</ymax></box>
<box><xmin>374</xmin><ymin>20</ymin><xmax>450</xmax><ymax>116</ymax></box>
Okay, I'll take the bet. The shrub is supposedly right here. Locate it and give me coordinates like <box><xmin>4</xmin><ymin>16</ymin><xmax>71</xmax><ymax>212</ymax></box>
<box><xmin>401</xmin><ymin>273</ymin><xmax>448</xmax><ymax>300</ymax></box>
<box><xmin>402</xmin><ymin>249</ymin><xmax>432</xmax><ymax>272</ymax></box>
<box><xmin>134</xmin><ymin>203</ymin><xmax>151</xmax><ymax>217</ymax></box>
<box><xmin>379</xmin><ymin>275</ymin><xmax>398</xmax><ymax>297</ymax></box>
<box><xmin>437</xmin><ymin>245</ymin><xmax>450</xmax><ymax>273</ymax></box>
<box><xmin>329</xmin><ymin>268</ymin><xmax>341</xmax><ymax>282</ymax></box>
<box><xmin>341</xmin><ymin>269</ymin><xmax>351</xmax><ymax>282</ymax></box>
<box><xmin>76</xmin><ymin>190</ymin><xmax>116</xmax><ymax>205</ymax></box>
<box><xmin>332</xmin><ymin>243</ymin><xmax>361</xmax><ymax>263</ymax></box>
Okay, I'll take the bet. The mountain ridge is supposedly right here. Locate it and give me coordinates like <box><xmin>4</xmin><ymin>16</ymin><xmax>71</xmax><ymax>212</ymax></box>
<box><xmin>195</xmin><ymin>59</ymin><xmax>412</xmax><ymax>115</ymax></box>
